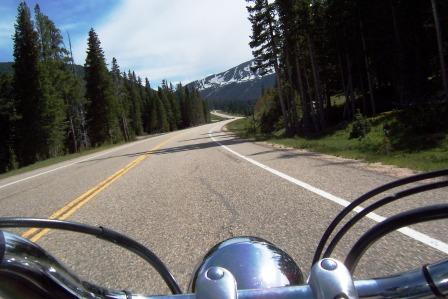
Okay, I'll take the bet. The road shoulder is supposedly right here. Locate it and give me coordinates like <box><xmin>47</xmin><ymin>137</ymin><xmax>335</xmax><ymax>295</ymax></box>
<box><xmin>222</xmin><ymin>121</ymin><xmax>417</xmax><ymax>179</ymax></box>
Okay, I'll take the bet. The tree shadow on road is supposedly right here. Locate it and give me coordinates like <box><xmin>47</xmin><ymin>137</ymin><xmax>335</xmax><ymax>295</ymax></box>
<box><xmin>180</xmin><ymin>134</ymin><xmax>237</xmax><ymax>142</ymax></box>
<box><xmin>317</xmin><ymin>160</ymin><xmax>359</xmax><ymax>167</ymax></box>
<box><xmin>78</xmin><ymin>134</ymin><xmax>247</xmax><ymax>163</ymax></box>
<box><xmin>276</xmin><ymin>152</ymin><xmax>320</xmax><ymax>159</ymax></box>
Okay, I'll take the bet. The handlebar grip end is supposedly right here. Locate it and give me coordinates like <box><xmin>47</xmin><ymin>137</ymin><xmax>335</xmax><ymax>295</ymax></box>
<box><xmin>424</xmin><ymin>260</ymin><xmax>448</xmax><ymax>298</ymax></box>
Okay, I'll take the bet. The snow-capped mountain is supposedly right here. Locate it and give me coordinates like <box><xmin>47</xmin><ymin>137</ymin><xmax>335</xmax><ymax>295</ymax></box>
<box><xmin>189</xmin><ymin>59</ymin><xmax>276</xmax><ymax>103</ymax></box>
<box><xmin>193</xmin><ymin>60</ymin><xmax>274</xmax><ymax>90</ymax></box>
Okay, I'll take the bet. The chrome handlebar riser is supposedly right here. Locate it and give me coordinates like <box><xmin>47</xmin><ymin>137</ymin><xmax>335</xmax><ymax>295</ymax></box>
<box><xmin>196</xmin><ymin>267</ymin><xmax>237</xmax><ymax>299</ymax></box>
<box><xmin>308</xmin><ymin>259</ymin><xmax>358</xmax><ymax>299</ymax></box>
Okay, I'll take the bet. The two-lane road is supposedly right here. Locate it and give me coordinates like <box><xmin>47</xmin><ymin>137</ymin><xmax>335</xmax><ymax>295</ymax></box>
<box><xmin>0</xmin><ymin>117</ymin><xmax>447</xmax><ymax>295</ymax></box>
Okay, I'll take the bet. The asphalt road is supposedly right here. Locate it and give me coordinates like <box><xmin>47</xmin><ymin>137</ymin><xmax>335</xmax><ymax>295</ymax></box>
<box><xmin>0</xmin><ymin>114</ymin><xmax>447</xmax><ymax>296</ymax></box>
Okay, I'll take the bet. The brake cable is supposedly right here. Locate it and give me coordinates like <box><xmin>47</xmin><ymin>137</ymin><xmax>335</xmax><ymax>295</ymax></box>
<box><xmin>312</xmin><ymin>169</ymin><xmax>448</xmax><ymax>266</ymax></box>
<box><xmin>323</xmin><ymin>180</ymin><xmax>448</xmax><ymax>259</ymax></box>
<box><xmin>344</xmin><ymin>204</ymin><xmax>448</xmax><ymax>272</ymax></box>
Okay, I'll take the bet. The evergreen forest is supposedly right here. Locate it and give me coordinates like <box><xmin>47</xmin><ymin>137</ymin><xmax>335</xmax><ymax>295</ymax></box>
<box><xmin>245</xmin><ymin>0</ymin><xmax>448</xmax><ymax>144</ymax></box>
<box><xmin>0</xmin><ymin>2</ymin><xmax>210</xmax><ymax>173</ymax></box>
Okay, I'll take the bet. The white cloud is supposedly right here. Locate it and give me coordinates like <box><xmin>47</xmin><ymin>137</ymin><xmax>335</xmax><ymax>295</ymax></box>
<box><xmin>59</xmin><ymin>22</ymin><xmax>85</xmax><ymax>31</ymax></box>
<box><xmin>72</xmin><ymin>0</ymin><xmax>253</xmax><ymax>85</ymax></box>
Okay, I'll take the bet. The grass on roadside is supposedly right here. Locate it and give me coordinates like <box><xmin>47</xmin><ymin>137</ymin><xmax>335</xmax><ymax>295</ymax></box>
<box><xmin>0</xmin><ymin>142</ymin><xmax>125</xmax><ymax>181</ymax></box>
<box><xmin>226</xmin><ymin>116</ymin><xmax>448</xmax><ymax>172</ymax></box>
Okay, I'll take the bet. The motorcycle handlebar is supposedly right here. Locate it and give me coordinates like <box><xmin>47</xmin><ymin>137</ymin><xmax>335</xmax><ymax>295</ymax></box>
<box><xmin>128</xmin><ymin>264</ymin><xmax>447</xmax><ymax>299</ymax></box>
<box><xmin>1</xmin><ymin>230</ymin><xmax>447</xmax><ymax>299</ymax></box>
<box><xmin>127</xmin><ymin>260</ymin><xmax>448</xmax><ymax>299</ymax></box>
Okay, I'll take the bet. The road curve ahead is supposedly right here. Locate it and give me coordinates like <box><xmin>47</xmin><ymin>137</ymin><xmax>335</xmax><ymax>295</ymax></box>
<box><xmin>0</xmin><ymin>117</ymin><xmax>447</xmax><ymax>295</ymax></box>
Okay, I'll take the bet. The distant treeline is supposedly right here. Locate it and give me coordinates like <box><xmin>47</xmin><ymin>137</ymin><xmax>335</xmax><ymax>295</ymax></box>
<box><xmin>0</xmin><ymin>2</ymin><xmax>209</xmax><ymax>173</ymax></box>
<box><xmin>207</xmin><ymin>98</ymin><xmax>256</xmax><ymax>116</ymax></box>
<box><xmin>246</xmin><ymin>0</ymin><xmax>448</xmax><ymax>136</ymax></box>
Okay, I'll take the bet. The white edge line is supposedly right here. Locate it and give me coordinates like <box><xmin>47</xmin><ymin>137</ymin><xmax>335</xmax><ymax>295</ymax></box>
<box><xmin>208</xmin><ymin>124</ymin><xmax>448</xmax><ymax>255</ymax></box>
<box><xmin>0</xmin><ymin>133</ymin><xmax>168</xmax><ymax>190</ymax></box>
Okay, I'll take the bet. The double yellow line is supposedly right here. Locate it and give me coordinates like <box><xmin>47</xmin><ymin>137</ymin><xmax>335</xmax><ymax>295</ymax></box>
<box><xmin>22</xmin><ymin>133</ymin><xmax>179</xmax><ymax>242</ymax></box>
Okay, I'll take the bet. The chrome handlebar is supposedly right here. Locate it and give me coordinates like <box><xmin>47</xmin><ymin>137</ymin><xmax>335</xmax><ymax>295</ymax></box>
<box><xmin>0</xmin><ymin>231</ymin><xmax>447</xmax><ymax>299</ymax></box>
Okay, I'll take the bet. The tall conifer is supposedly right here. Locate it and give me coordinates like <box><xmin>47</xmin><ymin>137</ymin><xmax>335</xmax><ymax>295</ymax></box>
<box><xmin>84</xmin><ymin>28</ymin><xmax>122</xmax><ymax>145</ymax></box>
<box><xmin>13</xmin><ymin>2</ymin><xmax>42</xmax><ymax>165</ymax></box>
<box><xmin>247</xmin><ymin>0</ymin><xmax>293</xmax><ymax>135</ymax></box>
<box><xmin>111</xmin><ymin>58</ymin><xmax>131</xmax><ymax>141</ymax></box>
<box><xmin>34</xmin><ymin>5</ymin><xmax>67</xmax><ymax>157</ymax></box>
<box><xmin>125</xmin><ymin>70</ymin><xmax>143</xmax><ymax>135</ymax></box>
<box><xmin>0</xmin><ymin>75</ymin><xmax>18</xmax><ymax>172</ymax></box>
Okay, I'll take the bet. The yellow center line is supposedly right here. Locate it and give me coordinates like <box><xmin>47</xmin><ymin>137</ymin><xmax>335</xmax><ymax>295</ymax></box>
<box><xmin>22</xmin><ymin>133</ymin><xmax>180</xmax><ymax>242</ymax></box>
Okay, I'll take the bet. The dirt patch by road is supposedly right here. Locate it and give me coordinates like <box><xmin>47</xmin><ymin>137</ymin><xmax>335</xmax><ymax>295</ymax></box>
<box><xmin>259</xmin><ymin>140</ymin><xmax>417</xmax><ymax>178</ymax></box>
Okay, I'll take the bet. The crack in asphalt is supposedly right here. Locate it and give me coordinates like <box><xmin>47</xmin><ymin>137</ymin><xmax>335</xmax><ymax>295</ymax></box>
<box><xmin>198</xmin><ymin>177</ymin><xmax>240</xmax><ymax>238</ymax></box>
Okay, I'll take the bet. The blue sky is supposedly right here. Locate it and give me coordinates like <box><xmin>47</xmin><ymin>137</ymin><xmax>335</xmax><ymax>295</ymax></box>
<box><xmin>0</xmin><ymin>0</ymin><xmax>253</xmax><ymax>85</ymax></box>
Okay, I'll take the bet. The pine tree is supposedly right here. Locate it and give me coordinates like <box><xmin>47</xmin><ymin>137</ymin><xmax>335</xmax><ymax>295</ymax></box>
<box><xmin>66</xmin><ymin>31</ymin><xmax>89</xmax><ymax>151</ymax></box>
<box><xmin>203</xmin><ymin>99</ymin><xmax>210</xmax><ymax>123</ymax></box>
<box><xmin>0</xmin><ymin>75</ymin><xmax>18</xmax><ymax>172</ymax></box>
<box><xmin>155</xmin><ymin>92</ymin><xmax>169</xmax><ymax>132</ymax></box>
<box><xmin>111</xmin><ymin>58</ymin><xmax>131</xmax><ymax>141</ymax></box>
<box><xmin>64</xmin><ymin>74</ymin><xmax>88</xmax><ymax>151</ymax></box>
<box><xmin>176</xmin><ymin>83</ymin><xmax>189</xmax><ymax>128</ymax></box>
<box><xmin>137</xmin><ymin>76</ymin><xmax>147</xmax><ymax>133</ymax></box>
<box><xmin>247</xmin><ymin>0</ymin><xmax>293</xmax><ymax>135</ymax></box>
<box><xmin>157</xmin><ymin>80</ymin><xmax>177</xmax><ymax>131</ymax></box>
<box><xmin>34</xmin><ymin>5</ymin><xmax>67</xmax><ymax>157</ymax></box>
<box><xmin>159</xmin><ymin>81</ymin><xmax>180</xmax><ymax>130</ymax></box>
<box><xmin>84</xmin><ymin>28</ymin><xmax>122</xmax><ymax>146</ymax></box>
<box><xmin>167</xmin><ymin>84</ymin><xmax>181</xmax><ymax>129</ymax></box>
<box><xmin>125</xmin><ymin>70</ymin><xmax>143</xmax><ymax>135</ymax></box>
<box><xmin>183</xmin><ymin>86</ymin><xmax>193</xmax><ymax>127</ymax></box>
<box><xmin>148</xmin><ymin>90</ymin><xmax>159</xmax><ymax>133</ymax></box>
<box><xmin>192</xmin><ymin>88</ymin><xmax>205</xmax><ymax>125</ymax></box>
<box><xmin>13</xmin><ymin>2</ymin><xmax>43</xmax><ymax>165</ymax></box>
<box><xmin>143</xmin><ymin>77</ymin><xmax>156</xmax><ymax>133</ymax></box>
<box><xmin>431</xmin><ymin>0</ymin><xmax>448</xmax><ymax>95</ymax></box>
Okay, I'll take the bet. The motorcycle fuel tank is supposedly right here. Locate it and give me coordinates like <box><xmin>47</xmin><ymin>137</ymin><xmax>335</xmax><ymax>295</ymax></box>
<box><xmin>190</xmin><ymin>237</ymin><xmax>304</xmax><ymax>291</ymax></box>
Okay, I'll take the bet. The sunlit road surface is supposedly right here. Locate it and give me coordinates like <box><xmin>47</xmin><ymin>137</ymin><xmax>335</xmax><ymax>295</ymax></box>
<box><xmin>0</xmin><ymin>114</ymin><xmax>447</xmax><ymax>295</ymax></box>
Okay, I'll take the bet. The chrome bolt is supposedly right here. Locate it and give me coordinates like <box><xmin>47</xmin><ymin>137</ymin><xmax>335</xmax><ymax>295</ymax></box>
<box><xmin>321</xmin><ymin>259</ymin><xmax>338</xmax><ymax>271</ymax></box>
<box><xmin>206</xmin><ymin>267</ymin><xmax>225</xmax><ymax>280</ymax></box>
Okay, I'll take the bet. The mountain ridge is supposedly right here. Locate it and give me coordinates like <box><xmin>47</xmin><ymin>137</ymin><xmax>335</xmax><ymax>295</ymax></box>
<box><xmin>2</xmin><ymin>60</ymin><xmax>277</xmax><ymax>105</ymax></box>
<box><xmin>188</xmin><ymin>59</ymin><xmax>276</xmax><ymax>103</ymax></box>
